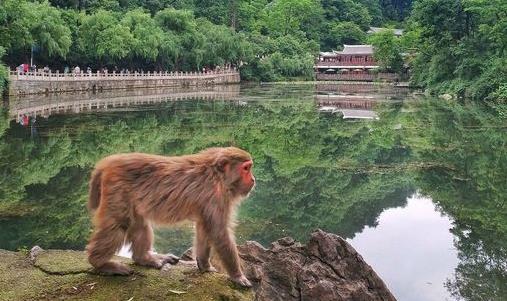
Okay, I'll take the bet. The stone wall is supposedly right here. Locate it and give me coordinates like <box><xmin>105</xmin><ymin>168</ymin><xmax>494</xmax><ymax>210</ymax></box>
<box><xmin>8</xmin><ymin>71</ymin><xmax>241</xmax><ymax>96</ymax></box>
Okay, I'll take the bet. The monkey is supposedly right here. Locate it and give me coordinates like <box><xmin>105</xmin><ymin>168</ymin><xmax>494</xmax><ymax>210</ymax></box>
<box><xmin>86</xmin><ymin>147</ymin><xmax>255</xmax><ymax>287</ymax></box>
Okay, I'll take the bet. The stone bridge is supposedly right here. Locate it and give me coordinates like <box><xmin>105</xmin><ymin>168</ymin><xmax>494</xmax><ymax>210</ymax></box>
<box><xmin>8</xmin><ymin>69</ymin><xmax>240</xmax><ymax>96</ymax></box>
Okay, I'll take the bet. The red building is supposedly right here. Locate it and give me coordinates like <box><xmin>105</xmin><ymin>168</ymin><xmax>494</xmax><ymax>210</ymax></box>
<box><xmin>314</xmin><ymin>45</ymin><xmax>397</xmax><ymax>81</ymax></box>
<box><xmin>316</xmin><ymin>45</ymin><xmax>377</xmax><ymax>70</ymax></box>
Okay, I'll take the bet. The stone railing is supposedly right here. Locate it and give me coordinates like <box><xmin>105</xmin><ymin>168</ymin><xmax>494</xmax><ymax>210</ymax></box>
<box><xmin>8</xmin><ymin>68</ymin><xmax>241</xmax><ymax>95</ymax></box>
<box><xmin>10</xmin><ymin>68</ymin><xmax>238</xmax><ymax>81</ymax></box>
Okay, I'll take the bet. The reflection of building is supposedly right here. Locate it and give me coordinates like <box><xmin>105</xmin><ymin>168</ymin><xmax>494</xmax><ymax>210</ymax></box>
<box><xmin>314</xmin><ymin>45</ymin><xmax>398</xmax><ymax>82</ymax></box>
<box><xmin>316</xmin><ymin>94</ymin><xmax>379</xmax><ymax>120</ymax></box>
<box><xmin>314</xmin><ymin>82</ymin><xmax>410</xmax><ymax>120</ymax></box>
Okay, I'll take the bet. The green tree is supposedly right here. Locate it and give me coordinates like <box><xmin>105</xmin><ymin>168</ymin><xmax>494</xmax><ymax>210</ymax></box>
<box><xmin>322</xmin><ymin>21</ymin><xmax>366</xmax><ymax>50</ymax></box>
<box><xmin>259</xmin><ymin>0</ymin><xmax>323</xmax><ymax>39</ymax></box>
<box><xmin>321</xmin><ymin>0</ymin><xmax>372</xmax><ymax>30</ymax></box>
<box><xmin>0</xmin><ymin>47</ymin><xmax>8</xmax><ymax>95</ymax></box>
<box><xmin>78</xmin><ymin>10</ymin><xmax>134</xmax><ymax>65</ymax></box>
<box><xmin>0</xmin><ymin>0</ymin><xmax>71</xmax><ymax>60</ymax></box>
<box><xmin>121</xmin><ymin>9</ymin><xmax>163</xmax><ymax>63</ymax></box>
<box><xmin>368</xmin><ymin>29</ymin><xmax>403</xmax><ymax>72</ymax></box>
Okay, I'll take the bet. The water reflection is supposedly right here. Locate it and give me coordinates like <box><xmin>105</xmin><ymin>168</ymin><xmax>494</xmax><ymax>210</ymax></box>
<box><xmin>8</xmin><ymin>84</ymin><xmax>241</xmax><ymax>120</ymax></box>
<box><xmin>0</xmin><ymin>84</ymin><xmax>505</xmax><ymax>301</ymax></box>
<box><xmin>348</xmin><ymin>195</ymin><xmax>458</xmax><ymax>301</ymax></box>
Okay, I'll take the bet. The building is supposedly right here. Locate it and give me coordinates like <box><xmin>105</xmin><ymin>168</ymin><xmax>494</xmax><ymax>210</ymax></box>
<box><xmin>316</xmin><ymin>45</ymin><xmax>377</xmax><ymax>72</ymax></box>
<box><xmin>314</xmin><ymin>45</ymin><xmax>398</xmax><ymax>82</ymax></box>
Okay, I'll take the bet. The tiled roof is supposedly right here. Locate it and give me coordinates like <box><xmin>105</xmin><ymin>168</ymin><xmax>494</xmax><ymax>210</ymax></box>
<box><xmin>338</xmin><ymin>45</ymin><xmax>374</xmax><ymax>55</ymax></box>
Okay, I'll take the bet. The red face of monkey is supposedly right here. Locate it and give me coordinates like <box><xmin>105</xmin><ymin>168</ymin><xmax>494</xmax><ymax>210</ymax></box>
<box><xmin>236</xmin><ymin>160</ymin><xmax>255</xmax><ymax>196</ymax></box>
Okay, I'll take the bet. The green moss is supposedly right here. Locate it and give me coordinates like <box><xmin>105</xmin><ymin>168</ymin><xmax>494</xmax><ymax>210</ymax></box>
<box><xmin>0</xmin><ymin>249</ymin><xmax>253</xmax><ymax>301</ymax></box>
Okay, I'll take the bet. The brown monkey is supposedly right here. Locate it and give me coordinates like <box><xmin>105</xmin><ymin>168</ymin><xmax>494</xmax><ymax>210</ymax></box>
<box><xmin>86</xmin><ymin>147</ymin><xmax>255</xmax><ymax>287</ymax></box>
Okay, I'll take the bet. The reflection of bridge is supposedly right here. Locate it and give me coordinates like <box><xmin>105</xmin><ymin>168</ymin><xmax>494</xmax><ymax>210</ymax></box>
<box><xmin>9</xmin><ymin>85</ymin><xmax>240</xmax><ymax>119</ymax></box>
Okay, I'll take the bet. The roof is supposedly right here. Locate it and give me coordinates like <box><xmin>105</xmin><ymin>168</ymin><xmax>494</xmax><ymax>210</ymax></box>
<box><xmin>319</xmin><ymin>51</ymin><xmax>337</xmax><ymax>57</ymax></box>
<box><xmin>367</xmin><ymin>27</ymin><xmax>404</xmax><ymax>36</ymax></box>
<box><xmin>337</xmin><ymin>45</ymin><xmax>374</xmax><ymax>55</ymax></box>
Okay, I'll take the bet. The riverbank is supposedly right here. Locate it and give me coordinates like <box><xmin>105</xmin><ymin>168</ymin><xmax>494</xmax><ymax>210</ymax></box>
<box><xmin>0</xmin><ymin>230</ymin><xmax>395</xmax><ymax>301</ymax></box>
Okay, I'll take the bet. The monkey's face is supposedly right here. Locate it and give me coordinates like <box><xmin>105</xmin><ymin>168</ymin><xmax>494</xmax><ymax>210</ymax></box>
<box><xmin>235</xmin><ymin>160</ymin><xmax>256</xmax><ymax>196</ymax></box>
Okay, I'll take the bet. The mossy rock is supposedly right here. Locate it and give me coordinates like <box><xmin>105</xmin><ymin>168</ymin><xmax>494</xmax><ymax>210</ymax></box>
<box><xmin>0</xmin><ymin>249</ymin><xmax>253</xmax><ymax>301</ymax></box>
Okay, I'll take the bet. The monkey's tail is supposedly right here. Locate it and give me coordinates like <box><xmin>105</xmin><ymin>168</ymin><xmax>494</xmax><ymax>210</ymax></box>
<box><xmin>88</xmin><ymin>169</ymin><xmax>102</xmax><ymax>211</ymax></box>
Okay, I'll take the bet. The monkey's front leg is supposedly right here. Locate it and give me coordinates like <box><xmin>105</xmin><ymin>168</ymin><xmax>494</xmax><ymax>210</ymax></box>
<box><xmin>208</xmin><ymin>221</ymin><xmax>252</xmax><ymax>288</ymax></box>
<box><xmin>195</xmin><ymin>221</ymin><xmax>217</xmax><ymax>273</ymax></box>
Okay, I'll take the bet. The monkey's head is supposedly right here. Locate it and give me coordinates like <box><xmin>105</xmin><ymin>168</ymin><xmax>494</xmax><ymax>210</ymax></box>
<box><xmin>207</xmin><ymin>147</ymin><xmax>256</xmax><ymax>197</ymax></box>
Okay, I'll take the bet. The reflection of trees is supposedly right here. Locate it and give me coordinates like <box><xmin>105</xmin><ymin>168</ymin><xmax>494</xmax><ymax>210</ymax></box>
<box><xmin>1</xmin><ymin>95</ymin><xmax>504</xmax><ymax>299</ymax></box>
<box><xmin>0</xmin><ymin>167</ymin><xmax>90</xmax><ymax>250</ymax></box>
<box><xmin>0</xmin><ymin>98</ymin><xmax>417</xmax><ymax>252</ymax></box>
<box><xmin>413</xmin><ymin>100</ymin><xmax>507</xmax><ymax>301</ymax></box>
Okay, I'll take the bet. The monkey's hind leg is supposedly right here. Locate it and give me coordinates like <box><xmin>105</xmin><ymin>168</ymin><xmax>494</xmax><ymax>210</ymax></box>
<box><xmin>87</xmin><ymin>221</ymin><xmax>133</xmax><ymax>276</ymax></box>
<box><xmin>128</xmin><ymin>222</ymin><xmax>178</xmax><ymax>269</ymax></box>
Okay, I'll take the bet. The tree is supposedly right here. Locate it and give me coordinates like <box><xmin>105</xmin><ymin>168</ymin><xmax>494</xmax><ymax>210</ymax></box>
<box><xmin>368</xmin><ymin>29</ymin><xmax>403</xmax><ymax>72</ymax></box>
<box><xmin>0</xmin><ymin>47</ymin><xmax>8</xmax><ymax>95</ymax></box>
<box><xmin>259</xmin><ymin>0</ymin><xmax>323</xmax><ymax>39</ymax></box>
<box><xmin>121</xmin><ymin>9</ymin><xmax>163</xmax><ymax>62</ymax></box>
<box><xmin>0</xmin><ymin>0</ymin><xmax>71</xmax><ymax>60</ymax></box>
<box><xmin>321</xmin><ymin>0</ymin><xmax>372</xmax><ymax>30</ymax></box>
<box><xmin>78</xmin><ymin>10</ymin><xmax>134</xmax><ymax>65</ymax></box>
<box><xmin>322</xmin><ymin>21</ymin><xmax>366</xmax><ymax>50</ymax></box>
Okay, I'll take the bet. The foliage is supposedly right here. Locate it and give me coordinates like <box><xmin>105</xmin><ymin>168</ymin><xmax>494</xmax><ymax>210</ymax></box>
<box><xmin>78</xmin><ymin>10</ymin><xmax>133</xmax><ymax>64</ymax></box>
<box><xmin>0</xmin><ymin>0</ymin><xmax>417</xmax><ymax>81</ymax></box>
<box><xmin>0</xmin><ymin>47</ymin><xmax>7</xmax><ymax>95</ymax></box>
<box><xmin>0</xmin><ymin>0</ymin><xmax>71</xmax><ymax>61</ymax></box>
<box><xmin>321</xmin><ymin>21</ymin><xmax>366</xmax><ymax>51</ymax></box>
<box><xmin>0</xmin><ymin>85</ymin><xmax>505</xmax><ymax>299</ymax></box>
<box><xmin>407</xmin><ymin>0</ymin><xmax>507</xmax><ymax>102</ymax></box>
<box><xmin>1</xmin><ymin>0</ymin><xmax>505</xmax><ymax>92</ymax></box>
<box><xmin>368</xmin><ymin>29</ymin><xmax>403</xmax><ymax>72</ymax></box>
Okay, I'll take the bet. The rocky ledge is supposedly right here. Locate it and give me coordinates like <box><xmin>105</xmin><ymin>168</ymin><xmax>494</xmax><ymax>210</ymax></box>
<box><xmin>0</xmin><ymin>230</ymin><xmax>395</xmax><ymax>301</ymax></box>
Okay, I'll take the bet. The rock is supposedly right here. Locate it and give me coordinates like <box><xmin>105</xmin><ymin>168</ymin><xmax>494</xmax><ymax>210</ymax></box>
<box><xmin>439</xmin><ymin>93</ymin><xmax>455</xmax><ymax>100</ymax></box>
<box><xmin>0</xmin><ymin>230</ymin><xmax>395</xmax><ymax>301</ymax></box>
<box><xmin>240</xmin><ymin>229</ymin><xmax>396</xmax><ymax>301</ymax></box>
<box><xmin>29</xmin><ymin>245</ymin><xmax>44</xmax><ymax>263</ymax></box>
<box><xmin>187</xmin><ymin>230</ymin><xmax>396</xmax><ymax>301</ymax></box>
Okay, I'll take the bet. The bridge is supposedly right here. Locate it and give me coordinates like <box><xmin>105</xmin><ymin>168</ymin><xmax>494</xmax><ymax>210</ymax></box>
<box><xmin>8</xmin><ymin>69</ymin><xmax>240</xmax><ymax>96</ymax></box>
<box><xmin>9</xmin><ymin>85</ymin><xmax>240</xmax><ymax>120</ymax></box>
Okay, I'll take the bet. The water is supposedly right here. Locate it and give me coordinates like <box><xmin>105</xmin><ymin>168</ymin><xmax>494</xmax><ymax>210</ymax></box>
<box><xmin>0</xmin><ymin>83</ymin><xmax>505</xmax><ymax>301</ymax></box>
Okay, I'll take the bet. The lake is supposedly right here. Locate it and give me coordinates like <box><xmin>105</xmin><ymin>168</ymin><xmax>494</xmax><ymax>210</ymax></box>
<box><xmin>0</xmin><ymin>83</ymin><xmax>505</xmax><ymax>301</ymax></box>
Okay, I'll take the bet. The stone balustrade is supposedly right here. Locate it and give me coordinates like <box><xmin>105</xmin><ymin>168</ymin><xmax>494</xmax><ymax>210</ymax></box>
<box><xmin>8</xmin><ymin>69</ymin><xmax>240</xmax><ymax>96</ymax></box>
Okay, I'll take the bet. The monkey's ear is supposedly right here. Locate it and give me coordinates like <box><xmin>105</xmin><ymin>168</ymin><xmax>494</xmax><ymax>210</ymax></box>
<box><xmin>214</xmin><ymin>156</ymin><xmax>230</xmax><ymax>173</ymax></box>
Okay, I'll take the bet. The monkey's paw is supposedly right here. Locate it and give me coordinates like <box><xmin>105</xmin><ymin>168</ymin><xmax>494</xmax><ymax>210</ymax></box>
<box><xmin>231</xmin><ymin>275</ymin><xmax>252</xmax><ymax>288</ymax></box>
<box><xmin>95</xmin><ymin>262</ymin><xmax>133</xmax><ymax>276</ymax></box>
<box><xmin>198</xmin><ymin>265</ymin><xmax>218</xmax><ymax>273</ymax></box>
<box><xmin>155</xmin><ymin>253</ymin><xmax>179</xmax><ymax>265</ymax></box>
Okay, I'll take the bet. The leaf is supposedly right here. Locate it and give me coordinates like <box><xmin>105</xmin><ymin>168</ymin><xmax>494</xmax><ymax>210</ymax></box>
<box><xmin>168</xmin><ymin>289</ymin><xmax>187</xmax><ymax>294</ymax></box>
